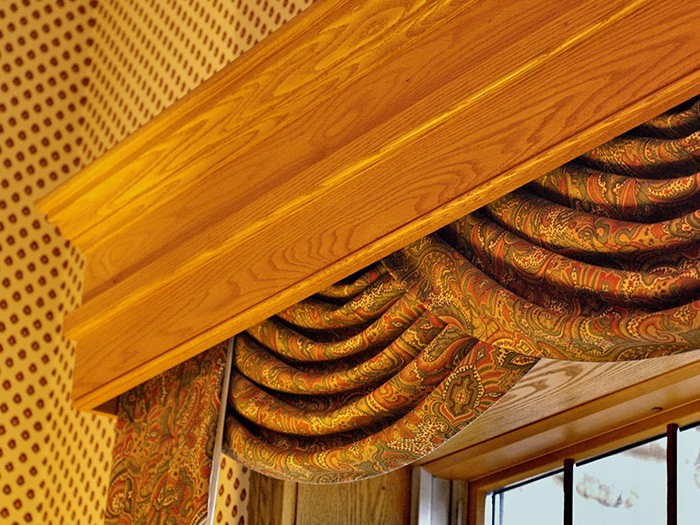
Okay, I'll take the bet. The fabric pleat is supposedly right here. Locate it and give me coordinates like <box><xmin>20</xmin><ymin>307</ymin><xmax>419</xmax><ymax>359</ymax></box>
<box><xmin>446</xmin><ymin>212</ymin><xmax>700</xmax><ymax>310</ymax></box>
<box><xmin>246</xmin><ymin>290</ymin><xmax>426</xmax><ymax>362</ymax></box>
<box><xmin>276</xmin><ymin>276</ymin><xmax>408</xmax><ymax>329</ymax></box>
<box><xmin>530</xmin><ymin>164</ymin><xmax>700</xmax><ymax>221</ymax></box>
<box><xmin>485</xmin><ymin>190</ymin><xmax>700</xmax><ymax>257</ymax></box>
<box><xmin>224</xmin><ymin>96</ymin><xmax>700</xmax><ymax>483</ymax></box>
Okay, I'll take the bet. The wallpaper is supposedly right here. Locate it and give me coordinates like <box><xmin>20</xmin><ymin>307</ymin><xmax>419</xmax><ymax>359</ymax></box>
<box><xmin>0</xmin><ymin>0</ymin><xmax>310</xmax><ymax>523</ymax></box>
<box><xmin>0</xmin><ymin>3</ymin><xmax>112</xmax><ymax>522</ymax></box>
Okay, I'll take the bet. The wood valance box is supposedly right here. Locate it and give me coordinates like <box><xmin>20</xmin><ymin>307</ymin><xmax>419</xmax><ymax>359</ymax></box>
<box><xmin>36</xmin><ymin>0</ymin><xmax>700</xmax><ymax>412</ymax></box>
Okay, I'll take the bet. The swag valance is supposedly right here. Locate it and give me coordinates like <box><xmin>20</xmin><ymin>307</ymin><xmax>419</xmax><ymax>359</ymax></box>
<box><xmin>225</xmin><ymin>98</ymin><xmax>700</xmax><ymax>483</ymax></box>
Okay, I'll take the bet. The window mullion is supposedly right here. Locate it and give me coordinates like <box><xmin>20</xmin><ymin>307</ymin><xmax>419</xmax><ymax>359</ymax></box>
<box><xmin>563</xmin><ymin>458</ymin><xmax>574</xmax><ymax>525</ymax></box>
<box><xmin>667</xmin><ymin>423</ymin><xmax>678</xmax><ymax>525</ymax></box>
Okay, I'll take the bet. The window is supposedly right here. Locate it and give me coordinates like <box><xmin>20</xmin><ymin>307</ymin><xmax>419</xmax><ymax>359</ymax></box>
<box><xmin>485</xmin><ymin>423</ymin><xmax>700</xmax><ymax>524</ymax></box>
<box><xmin>678</xmin><ymin>424</ymin><xmax>700</xmax><ymax>524</ymax></box>
<box><xmin>486</xmin><ymin>470</ymin><xmax>564</xmax><ymax>525</ymax></box>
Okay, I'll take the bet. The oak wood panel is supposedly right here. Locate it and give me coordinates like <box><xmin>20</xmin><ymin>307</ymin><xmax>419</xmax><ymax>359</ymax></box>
<box><xmin>36</xmin><ymin>0</ymin><xmax>700</xmax><ymax>409</ymax></box>
<box><xmin>249</xmin><ymin>470</ymin><xmax>297</xmax><ymax>525</ymax></box>
<box><xmin>41</xmin><ymin>0</ymin><xmax>474</xmax><ymax>295</ymax></box>
<box><xmin>295</xmin><ymin>467</ymin><xmax>411</xmax><ymax>525</ymax></box>
<box><xmin>422</xmin><ymin>354</ymin><xmax>700</xmax><ymax>480</ymax></box>
<box><xmin>248</xmin><ymin>466</ymin><xmax>410</xmax><ymax>525</ymax></box>
<box><xmin>74</xmin><ymin>0</ymin><xmax>633</xmax><ymax>301</ymax></box>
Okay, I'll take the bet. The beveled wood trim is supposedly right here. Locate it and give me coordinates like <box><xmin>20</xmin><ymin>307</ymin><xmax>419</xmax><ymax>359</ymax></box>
<box><xmin>466</xmin><ymin>482</ymin><xmax>485</xmax><ymax>525</ymax></box>
<box><xmin>36</xmin><ymin>0</ymin><xmax>700</xmax><ymax>409</ymax></box>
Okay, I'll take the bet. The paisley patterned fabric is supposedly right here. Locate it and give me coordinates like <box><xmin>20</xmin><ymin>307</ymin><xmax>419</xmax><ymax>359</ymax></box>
<box><xmin>105</xmin><ymin>342</ymin><xmax>228</xmax><ymax>524</ymax></box>
<box><xmin>225</xmin><ymin>97</ymin><xmax>700</xmax><ymax>483</ymax></box>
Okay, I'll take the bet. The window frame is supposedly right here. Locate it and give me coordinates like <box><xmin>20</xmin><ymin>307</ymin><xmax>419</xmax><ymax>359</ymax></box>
<box><xmin>412</xmin><ymin>355</ymin><xmax>700</xmax><ymax>525</ymax></box>
<box><xmin>464</xmin><ymin>406</ymin><xmax>700</xmax><ymax>525</ymax></box>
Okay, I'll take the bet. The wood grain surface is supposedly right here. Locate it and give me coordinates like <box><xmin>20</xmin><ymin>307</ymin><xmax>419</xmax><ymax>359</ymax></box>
<box><xmin>295</xmin><ymin>467</ymin><xmax>411</xmax><ymax>525</ymax></box>
<box><xmin>36</xmin><ymin>0</ymin><xmax>700</xmax><ymax>409</ymax></box>
<box><xmin>248</xmin><ymin>466</ymin><xmax>411</xmax><ymax>525</ymax></box>
<box><xmin>421</xmin><ymin>352</ymin><xmax>700</xmax><ymax>480</ymax></box>
<box><xmin>249</xmin><ymin>471</ymin><xmax>297</xmax><ymax>525</ymax></box>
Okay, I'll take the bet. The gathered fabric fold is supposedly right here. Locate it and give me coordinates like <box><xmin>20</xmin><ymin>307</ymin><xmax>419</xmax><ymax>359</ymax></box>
<box><xmin>530</xmin><ymin>164</ymin><xmax>700</xmax><ymax>221</ymax></box>
<box><xmin>445</xmin><ymin>212</ymin><xmax>700</xmax><ymax>310</ymax></box>
<box><xmin>485</xmin><ymin>190</ymin><xmax>700</xmax><ymax>257</ymax></box>
<box><xmin>224</xmin><ymin>97</ymin><xmax>700</xmax><ymax>483</ymax></box>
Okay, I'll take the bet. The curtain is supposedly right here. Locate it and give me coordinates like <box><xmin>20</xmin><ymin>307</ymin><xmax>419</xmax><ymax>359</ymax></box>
<box><xmin>106</xmin><ymin>342</ymin><xmax>229</xmax><ymax>523</ymax></box>
<box><xmin>225</xmin><ymin>97</ymin><xmax>700</xmax><ymax>483</ymax></box>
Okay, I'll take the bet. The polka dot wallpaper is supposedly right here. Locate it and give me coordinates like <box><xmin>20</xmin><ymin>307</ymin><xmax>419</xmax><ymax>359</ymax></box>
<box><xmin>214</xmin><ymin>455</ymin><xmax>250</xmax><ymax>525</ymax></box>
<box><xmin>0</xmin><ymin>0</ymin><xmax>311</xmax><ymax>523</ymax></box>
<box><xmin>0</xmin><ymin>2</ymin><xmax>112</xmax><ymax>523</ymax></box>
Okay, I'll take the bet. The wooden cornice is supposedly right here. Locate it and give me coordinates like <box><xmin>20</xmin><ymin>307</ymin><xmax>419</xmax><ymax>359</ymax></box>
<box><xmin>37</xmin><ymin>0</ymin><xmax>700</xmax><ymax>410</ymax></box>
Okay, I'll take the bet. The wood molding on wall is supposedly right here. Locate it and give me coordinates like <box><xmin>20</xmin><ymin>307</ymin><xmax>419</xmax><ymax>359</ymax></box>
<box><xmin>36</xmin><ymin>0</ymin><xmax>700</xmax><ymax>410</ymax></box>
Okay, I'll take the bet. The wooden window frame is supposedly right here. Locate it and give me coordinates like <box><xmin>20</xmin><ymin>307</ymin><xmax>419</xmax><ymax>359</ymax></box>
<box><xmin>464</xmin><ymin>405</ymin><xmax>700</xmax><ymax>525</ymax></box>
<box><xmin>409</xmin><ymin>355</ymin><xmax>700</xmax><ymax>524</ymax></box>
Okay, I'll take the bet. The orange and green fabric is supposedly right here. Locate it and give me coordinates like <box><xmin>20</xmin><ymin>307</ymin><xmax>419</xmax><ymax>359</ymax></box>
<box><xmin>105</xmin><ymin>342</ymin><xmax>228</xmax><ymax>524</ymax></box>
<box><xmin>225</xmin><ymin>97</ymin><xmax>700</xmax><ymax>483</ymax></box>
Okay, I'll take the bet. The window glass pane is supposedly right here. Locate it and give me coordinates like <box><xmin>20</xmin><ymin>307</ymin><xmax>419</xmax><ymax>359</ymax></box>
<box><xmin>491</xmin><ymin>472</ymin><xmax>564</xmax><ymax>525</ymax></box>
<box><xmin>678</xmin><ymin>424</ymin><xmax>700</xmax><ymax>524</ymax></box>
<box><xmin>485</xmin><ymin>491</ymin><xmax>494</xmax><ymax>525</ymax></box>
<box><xmin>573</xmin><ymin>436</ymin><xmax>666</xmax><ymax>525</ymax></box>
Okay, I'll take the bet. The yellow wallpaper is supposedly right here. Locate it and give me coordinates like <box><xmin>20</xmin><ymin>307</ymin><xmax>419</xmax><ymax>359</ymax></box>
<box><xmin>214</xmin><ymin>454</ymin><xmax>250</xmax><ymax>525</ymax></box>
<box><xmin>0</xmin><ymin>2</ymin><xmax>112</xmax><ymax>522</ymax></box>
<box><xmin>0</xmin><ymin>0</ymin><xmax>311</xmax><ymax>522</ymax></box>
